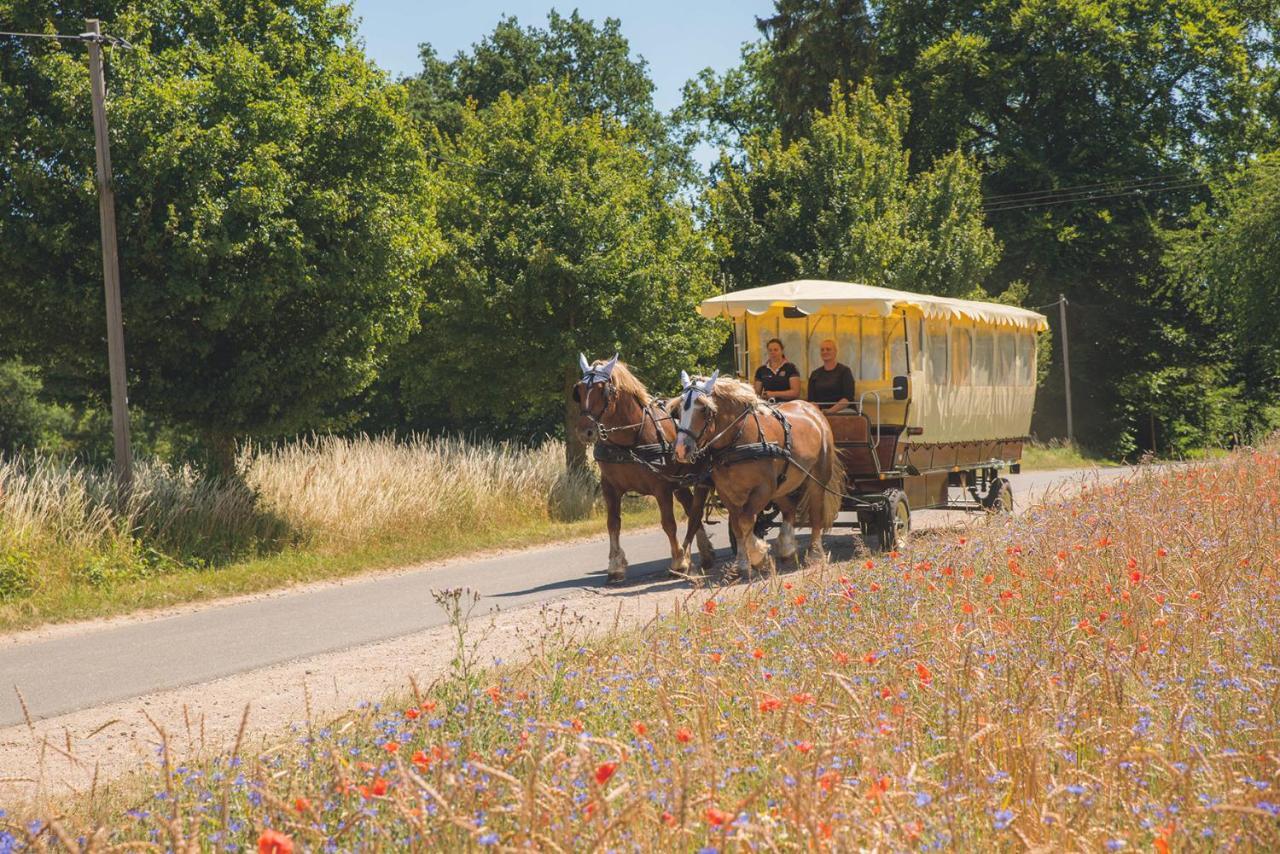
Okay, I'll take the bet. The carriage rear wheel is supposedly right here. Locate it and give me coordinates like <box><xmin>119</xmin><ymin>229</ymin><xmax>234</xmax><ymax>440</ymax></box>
<box><xmin>872</xmin><ymin>489</ymin><xmax>910</xmax><ymax>552</ymax></box>
<box><xmin>982</xmin><ymin>477</ymin><xmax>1014</xmax><ymax>513</ymax></box>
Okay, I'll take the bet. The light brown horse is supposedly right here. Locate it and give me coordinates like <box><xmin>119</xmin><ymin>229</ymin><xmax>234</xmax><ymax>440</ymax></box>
<box><xmin>671</xmin><ymin>371</ymin><xmax>843</xmax><ymax>577</ymax></box>
<box><xmin>573</xmin><ymin>355</ymin><xmax>714</xmax><ymax>584</ymax></box>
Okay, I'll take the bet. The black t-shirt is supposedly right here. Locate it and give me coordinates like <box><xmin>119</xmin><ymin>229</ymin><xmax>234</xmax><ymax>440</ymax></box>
<box><xmin>807</xmin><ymin>364</ymin><xmax>855</xmax><ymax>405</ymax></box>
<box><xmin>754</xmin><ymin>361</ymin><xmax>799</xmax><ymax>393</ymax></box>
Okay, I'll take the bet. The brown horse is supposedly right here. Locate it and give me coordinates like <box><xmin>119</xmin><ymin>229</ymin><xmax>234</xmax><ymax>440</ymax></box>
<box><xmin>671</xmin><ymin>371</ymin><xmax>843</xmax><ymax>577</ymax></box>
<box><xmin>573</xmin><ymin>355</ymin><xmax>715</xmax><ymax>584</ymax></box>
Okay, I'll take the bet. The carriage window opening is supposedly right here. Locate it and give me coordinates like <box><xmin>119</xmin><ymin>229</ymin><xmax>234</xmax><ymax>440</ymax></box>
<box><xmin>860</xmin><ymin>318</ymin><xmax>883</xmax><ymax>381</ymax></box>
<box><xmin>951</xmin><ymin>327</ymin><xmax>972</xmax><ymax>386</ymax></box>
<box><xmin>888</xmin><ymin>324</ymin><xmax>907</xmax><ymax>378</ymax></box>
<box><xmin>836</xmin><ymin>315</ymin><xmax>861</xmax><ymax>380</ymax></box>
<box><xmin>973</xmin><ymin>329</ymin><xmax>994</xmax><ymax>386</ymax></box>
<box><xmin>997</xmin><ymin>332</ymin><xmax>1016</xmax><ymax>386</ymax></box>
<box><xmin>1016</xmin><ymin>333</ymin><xmax>1035</xmax><ymax>385</ymax></box>
<box><xmin>927</xmin><ymin>325</ymin><xmax>948</xmax><ymax>385</ymax></box>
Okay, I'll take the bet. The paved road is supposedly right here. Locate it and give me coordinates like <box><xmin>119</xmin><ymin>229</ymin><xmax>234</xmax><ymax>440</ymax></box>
<box><xmin>0</xmin><ymin>466</ymin><xmax>1130</xmax><ymax>726</ymax></box>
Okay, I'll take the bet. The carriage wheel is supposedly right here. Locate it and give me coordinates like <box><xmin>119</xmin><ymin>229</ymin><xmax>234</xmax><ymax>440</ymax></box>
<box><xmin>982</xmin><ymin>477</ymin><xmax>1014</xmax><ymax>513</ymax></box>
<box><xmin>753</xmin><ymin>503</ymin><xmax>780</xmax><ymax>539</ymax></box>
<box><xmin>872</xmin><ymin>489</ymin><xmax>910</xmax><ymax>552</ymax></box>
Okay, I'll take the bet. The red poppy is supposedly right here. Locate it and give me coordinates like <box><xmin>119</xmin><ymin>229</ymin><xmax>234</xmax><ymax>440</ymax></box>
<box><xmin>709</xmin><ymin>652</ymin><xmax>722</xmax><ymax>664</ymax></box>
<box><xmin>258</xmin><ymin>829</ymin><xmax>294</xmax><ymax>854</ymax></box>
<box><xmin>383</xmin><ymin>741</ymin><xmax>399</xmax><ymax>754</ymax></box>
<box><xmin>916</xmin><ymin>662</ymin><xmax>932</xmax><ymax>685</ymax></box>
<box><xmin>293</xmin><ymin>797</ymin><xmax>310</xmax><ymax>813</ymax></box>
<box><xmin>594</xmin><ymin>761</ymin><xmax>618</xmax><ymax>785</ymax></box>
<box><xmin>661</xmin><ymin>810</ymin><xmax>677</xmax><ymax>826</ymax></box>
<box><xmin>675</xmin><ymin>727</ymin><xmax>693</xmax><ymax>743</ymax></box>
<box><xmin>702</xmin><ymin>599</ymin><xmax>717</xmax><ymax>614</ymax></box>
<box><xmin>834</xmin><ymin>651</ymin><xmax>850</xmax><ymax>666</ymax></box>
<box><xmin>790</xmin><ymin>692</ymin><xmax>814</xmax><ymax>705</ymax></box>
<box><xmin>633</xmin><ymin>722</ymin><xmax>648</xmax><ymax>736</ymax></box>
<box><xmin>796</xmin><ymin>741</ymin><xmax>813</xmax><ymax>753</ymax></box>
<box><xmin>705</xmin><ymin>807</ymin><xmax>732</xmax><ymax>826</ymax></box>
<box><xmin>412</xmin><ymin>750</ymin><xmax>430</xmax><ymax>769</ymax></box>
<box><xmin>752</xmin><ymin>648</ymin><xmax>764</xmax><ymax>660</ymax></box>
<box><xmin>758</xmin><ymin>695</ymin><xmax>783</xmax><ymax>712</ymax></box>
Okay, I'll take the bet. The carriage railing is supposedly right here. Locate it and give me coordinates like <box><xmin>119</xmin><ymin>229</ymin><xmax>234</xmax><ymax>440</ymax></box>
<box><xmin>857</xmin><ymin>391</ymin><xmax>882</xmax><ymax>448</ymax></box>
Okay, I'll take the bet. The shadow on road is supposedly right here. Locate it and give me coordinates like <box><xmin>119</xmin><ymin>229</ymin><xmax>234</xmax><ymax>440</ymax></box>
<box><xmin>489</xmin><ymin>529</ymin><xmax>876</xmax><ymax>600</ymax></box>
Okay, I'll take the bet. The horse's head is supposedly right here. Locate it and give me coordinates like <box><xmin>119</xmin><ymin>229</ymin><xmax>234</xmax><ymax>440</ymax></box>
<box><xmin>572</xmin><ymin>353</ymin><xmax>619</xmax><ymax>444</ymax></box>
<box><xmin>673</xmin><ymin>370</ymin><xmax>719</xmax><ymax>463</ymax></box>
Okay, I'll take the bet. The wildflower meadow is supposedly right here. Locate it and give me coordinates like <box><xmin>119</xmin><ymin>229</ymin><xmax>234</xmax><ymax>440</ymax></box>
<box><xmin>5</xmin><ymin>445</ymin><xmax>1280</xmax><ymax>851</ymax></box>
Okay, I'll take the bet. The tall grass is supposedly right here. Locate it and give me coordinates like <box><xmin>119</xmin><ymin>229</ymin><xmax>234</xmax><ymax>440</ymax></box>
<box><xmin>14</xmin><ymin>443</ymin><xmax>1278</xmax><ymax>850</ymax></box>
<box><xmin>0</xmin><ymin>436</ymin><xmax>599</xmax><ymax>606</ymax></box>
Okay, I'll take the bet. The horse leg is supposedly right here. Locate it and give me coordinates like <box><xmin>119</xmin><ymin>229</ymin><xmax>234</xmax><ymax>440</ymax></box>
<box><xmin>773</xmin><ymin>496</ymin><xmax>798</xmax><ymax>562</ymax></box>
<box><xmin>673</xmin><ymin>487</ymin><xmax>708</xmax><ymax>575</ymax></box>
<box><xmin>740</xmin><ymin>486</ymin><xmax>774</xmax><ymax>577</ymax></box>
<box><xmin>728</xmin><ymin>509</ymin><xmax>756</xmax><ymax>581</ymax></box>
<box><xmin>602</xmin><ymin>480</ymin><xmax>628</xmax><ymax>583</ymax></box>
<box><xmin>658</xmin><ymin>488</ymin><xmax>689</xmax><ymax>576</ymax></box>
<box><xmin>805</xmin><ymin>480</ymin><xmax>828</xmax><ymax>564</ymax></box>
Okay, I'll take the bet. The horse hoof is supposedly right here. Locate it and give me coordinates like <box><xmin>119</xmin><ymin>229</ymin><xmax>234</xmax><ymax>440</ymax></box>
<box><xmin>607</xmin><ymin>571</ymin><xmax>627</xmax><ymax>585</ymax></box>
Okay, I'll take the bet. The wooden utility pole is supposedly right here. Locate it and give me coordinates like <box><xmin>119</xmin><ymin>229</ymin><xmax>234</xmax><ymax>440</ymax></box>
<box><xmin>85</xmin><ymin>19</ymin><xmax>133</xmax><ymax>489</ymax></box>
<box><xmin>1058</xmin><ymin>294</ymin><xmax>1074</xmax><ymax>446</ymax></box>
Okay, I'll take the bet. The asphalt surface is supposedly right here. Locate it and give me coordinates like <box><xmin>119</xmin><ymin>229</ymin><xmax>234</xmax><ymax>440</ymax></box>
<box><xmin>0</xmin><ymin>466</ymin><xmax>1133</xmax><ymax>727</ymax></box>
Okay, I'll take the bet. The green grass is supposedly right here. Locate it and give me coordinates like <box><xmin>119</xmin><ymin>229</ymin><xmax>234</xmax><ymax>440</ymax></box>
<box><xmin>1019</xmin><ymin>438</ymin><xmax>1119</xmax><ymax>470</ymax></box>
<box><xmin>0</xmin><ymin>501</ymin><xmax>659</xmax><ymax>634</ymax></box>
<box><xmin>0</xmin><ymin>435</ymin><xmax>666</xmax><ymax>635</ymax></box>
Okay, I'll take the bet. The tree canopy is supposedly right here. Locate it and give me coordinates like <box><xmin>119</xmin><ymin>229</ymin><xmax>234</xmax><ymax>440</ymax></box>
<box><xmin>0</xmin><ymin>0</ymin><xmax>440</xmax><ymax>465</ymax></box>
<box><xmin>682</xmin><ymin>0</ymin><xmax>1280</xmax><ymax>453</ymax></box>
<box><xmin>391</xmin><ymin>84</ymin><xmax>722</xmax><ymax>468</ymax></box>
<box><xmin>709</xmin><ymin>83</ymin><xmax>998</xmax><ymax>297</ymax></box>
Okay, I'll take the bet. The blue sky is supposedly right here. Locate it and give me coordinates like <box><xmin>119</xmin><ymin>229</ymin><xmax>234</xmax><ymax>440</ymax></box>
<box><xmin>349</xmin><ymin>0</ymin><xmax>774</xmax><ymax>113</ymax></box>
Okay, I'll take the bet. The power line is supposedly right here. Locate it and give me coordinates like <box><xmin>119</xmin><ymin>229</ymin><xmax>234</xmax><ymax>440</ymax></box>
<box><xmin>983</xmin><ymin>178</ymin><xmax>1206</xmax><ymax>214</ymax></box>
<box><xmin>0</xmin><ymin>29</ymin><xmax>133</xmax><ymax>47</ymax></box>
<box><xmin>982</xmin><ymin>172</ymin><xmax>1194</xmax><ymax>204</ymax></box>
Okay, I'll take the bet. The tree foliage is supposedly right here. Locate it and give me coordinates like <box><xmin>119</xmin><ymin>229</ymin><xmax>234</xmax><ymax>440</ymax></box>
<box><xmin>392</xmin><ymin>85</ymin><xmax>723</xmax><ymax>467</ymax></box>
<box><xmin>684</xmin><ymin>0</ymin><xmax>1280</xmax><ymax>454</ymax></box>
<box><xmin>1167</xmin><ymin>152</ymin><xmax>1280</xmax><ymax>436</ymax></box>
<box><xmin>709</xmin><ymin>84</ymin><xmax>998</xmax><ymax>297</ymax></box>
<box><xmin>0</xmin><ymin>360</ymin><xmax>72</xmax><ymax>456</ymax></box>
<box><xmin>0</xmin><ymin>0</ymin><xmax>439</xmax><ymax>464</ymax></box>
<box><xmin>405</xmin><ymin>11</ymin><xmax>675</xmax><ymax>161</ymax></box>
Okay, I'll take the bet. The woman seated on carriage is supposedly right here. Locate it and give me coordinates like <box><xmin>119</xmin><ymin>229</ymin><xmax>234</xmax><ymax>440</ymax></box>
<box><xmin>753</xmin><ymin>337</ymin><xmax>801</xmax><ymax>402</ymax></box>
<box><xmin>807</xmin><ymin>339</ymin><xmax>855</xmax><ymax>414</ymax></box>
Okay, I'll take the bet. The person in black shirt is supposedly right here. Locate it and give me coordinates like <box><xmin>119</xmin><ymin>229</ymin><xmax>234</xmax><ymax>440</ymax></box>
<box><xmin>752</xmin><ymin>338</ymin><xmax>801</xmax><ymax>401</ymax></box>
<box><xmin>808</xmin><ymin>339</ymin><xmax>855</xmax><ymax>413</ymax></box>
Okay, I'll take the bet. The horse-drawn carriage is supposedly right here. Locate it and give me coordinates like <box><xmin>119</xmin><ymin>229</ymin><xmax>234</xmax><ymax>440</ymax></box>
<box><xmin>574</xmin><ymin>279</ymin><xmax>1046</xmax><ymax>582</ymax></box>
<box><xmin>697</xmin><ymin>279</ymin><xmax>1048</xmax><ymax>551</ymax></box>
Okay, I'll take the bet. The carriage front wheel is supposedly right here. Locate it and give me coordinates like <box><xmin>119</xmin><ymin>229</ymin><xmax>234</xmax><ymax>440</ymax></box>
<box><xmin>871</xmin><ymin>489</ymin><xmax>910</xmax><ymax>552</ymax></box>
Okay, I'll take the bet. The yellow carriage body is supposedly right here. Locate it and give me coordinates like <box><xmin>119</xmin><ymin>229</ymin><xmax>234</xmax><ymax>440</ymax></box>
<box><xmin>698</xmin><ymin>280</ymin><xmax>1048</xmax><ymax>517</ymax></box>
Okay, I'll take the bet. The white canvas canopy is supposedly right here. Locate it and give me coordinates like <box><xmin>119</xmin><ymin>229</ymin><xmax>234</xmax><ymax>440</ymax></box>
<box><xmin>698</xmin><ymin>279</ymin><xmax>1048</xmax><ymax>332</ymax></box>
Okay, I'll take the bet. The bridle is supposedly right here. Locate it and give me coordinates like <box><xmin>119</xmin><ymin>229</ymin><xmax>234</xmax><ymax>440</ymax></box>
<box><xmin>578</xmin><ymin>371</ymin><xmax>663</xmax><ymax>442</ymax></box>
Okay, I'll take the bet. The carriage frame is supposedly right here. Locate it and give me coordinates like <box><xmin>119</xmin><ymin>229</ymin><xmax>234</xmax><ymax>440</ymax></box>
<box><xmin>699</xmin><ymin>280</ymin><xmax>1048</xmax><ymax>550</ymax></box>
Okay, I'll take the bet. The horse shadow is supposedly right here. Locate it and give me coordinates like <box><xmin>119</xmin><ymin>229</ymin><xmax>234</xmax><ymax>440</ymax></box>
<box><xmin>491</xmin><ymin>529</ymin><xmax>870</xmax><ymax>600</ymax></box>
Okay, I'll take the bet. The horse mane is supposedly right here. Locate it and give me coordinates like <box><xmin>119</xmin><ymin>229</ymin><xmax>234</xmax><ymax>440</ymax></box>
<box><xmin>706</xmin><ymin>376</ymin><xmax>765</xmax><ymax>415</ymax></box>
<box><xmin>596</xmin><ymin>360</ymin><xmax>651</xmax><ymax>406</ymax></box>
<box><xmin>668</xmin><ymin>374</ymin><xmax>763</xmax><ymax>417</ymax></box>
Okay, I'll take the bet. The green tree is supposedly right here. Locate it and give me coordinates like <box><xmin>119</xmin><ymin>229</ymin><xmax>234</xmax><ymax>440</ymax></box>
<box><xmin>685</xmin><ymin>0</ymin><xmax>1280</xmax><ymax>454</ymax></box>
<box><xmin>1167</xmin><ymin>152</ymin><xmax>1280</xmax><ymax>438</ymax></box>
<box><xmin>0</xmin><ymin>0</ymin><xmax>440</xmax><ymax>471</ymax></box>
<box><xmin>709</xmin><ymin>84</ymin><xmax>998</xmax><ymax>297</ymax></box>
<box><xmin>393</xmin><ymin>85</ymin><xmax>722</xmax><ymax>469</ymax></box>
<box><xmin>405</xmin><ymin>10</ymin><xmax>680</xmax><ymax>168</ymax></box>
<box><xmin>0</xmin><ymin>360</ymin><xmax>72</xmax><ymax>456</ymax></box>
